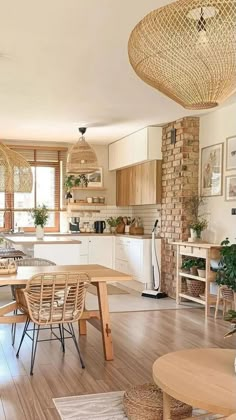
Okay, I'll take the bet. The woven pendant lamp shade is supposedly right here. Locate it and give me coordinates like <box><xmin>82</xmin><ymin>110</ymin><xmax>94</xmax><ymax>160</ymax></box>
<box><xmin>66</xmin><ymin>128</ymin><xmax>98</xmax><ymax>175</ymax></box>
<box><xmin>128</xmin><ymin>0</ymin><xmax>236</xmax><ymax>110</ymax></box>
<box><xmin>0</xmin><ymin>143</ymin><xmax>33</xmax><ymax>193</ymax></box>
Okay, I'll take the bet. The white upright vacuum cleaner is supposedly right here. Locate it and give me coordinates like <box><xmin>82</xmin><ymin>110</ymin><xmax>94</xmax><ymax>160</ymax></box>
<box><xmin>142</xmin><ymin>220</ymin><xmax>167</xmax><ymax>299</ymax></box>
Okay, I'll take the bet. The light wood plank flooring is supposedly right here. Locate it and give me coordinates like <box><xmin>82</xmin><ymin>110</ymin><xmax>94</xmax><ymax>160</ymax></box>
<box><xmin>0</xmin><ymin>308</ymin><xmax>235</xmax><ymax>419</ymax></box>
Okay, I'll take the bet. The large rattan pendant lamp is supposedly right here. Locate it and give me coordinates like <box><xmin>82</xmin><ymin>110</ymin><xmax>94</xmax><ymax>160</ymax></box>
<box><xmin>0</xmin><ymin>142</ymin><xmax>33</xmax><ymax>192</ymax></box>
<box><xmin>128</xmin><ymin>0</ymin><xmax>236</xmax><ymax>110</ymax></box>
<box><xmin>66</xmin><ymin>127</ymin><xmax>98</xmax><ymax>175</ymax></box>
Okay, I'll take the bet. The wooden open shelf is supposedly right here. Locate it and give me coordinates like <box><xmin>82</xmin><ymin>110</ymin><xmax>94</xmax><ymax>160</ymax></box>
<box><xmin>71</xmin><ymin>187</ymin><xmax>106</xmax><ymax>191</ymax></box>
<box><xmin>68</xmin><ymin>203</ymin><xmax>105</xmax><ymax>207</ymax></box>
<box><xmin>179</xmin><ymin>293</ymin><xmax>205</xmax><ymax>305</ymax></box>
<box><xmin>179</xmin><ymin>272</ymin><xmax>206</xmax><ymax>282</ymax></box>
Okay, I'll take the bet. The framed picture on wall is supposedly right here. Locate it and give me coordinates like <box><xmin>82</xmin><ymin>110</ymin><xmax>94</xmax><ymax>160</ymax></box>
<box><xmin>87</xmin><ymin>167</ymin><xmax>103</xmax><ymax>187</ymax></box>
<box><xmin>226</xmin><ymin>136</ymin><xmax>236</xmax><ymax>171</ymax></box>
<box><xmin>201</xmin><ymin>143</ymin><xmax>223</xmax><ymax>197</ymax></box>
<box><xmin>225</xmin><ymin>175</ymin><xmax>236</xmax><ymax>201</ymax></box>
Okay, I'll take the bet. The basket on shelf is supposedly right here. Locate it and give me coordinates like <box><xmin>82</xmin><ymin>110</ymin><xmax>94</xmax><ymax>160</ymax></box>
<box><xmin>129</xmin><ymin>226</ymin><xmax>144</xmax><ymax>235</ymax></box>
<box><xmin>186</xmin><ymin>279</ymin><xmax>205</xmax><ymax>297</ymax></box>
<box><xmin>123</xmin><ymin>383</ymin><xmax>192</xmax><ymax>420</ymax></box>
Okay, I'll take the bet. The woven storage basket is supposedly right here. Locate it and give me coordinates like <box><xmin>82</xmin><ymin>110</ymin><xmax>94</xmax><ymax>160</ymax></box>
<box><xmin>186</xmin><ymin>279</ymin><xmax>205</xmax><ymax>297</ymax></box>
<box><xmin>123</xmin><ymin>383</ymin><xmax>192</xmax><ymax>420</ymax></box>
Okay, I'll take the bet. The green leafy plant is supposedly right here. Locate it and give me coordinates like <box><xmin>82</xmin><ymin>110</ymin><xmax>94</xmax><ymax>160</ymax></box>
<box><xmin>30</xmin><ymin>205</ymin><xmax>49</xmax><ymax>228</ymax></box>
<box><xmin>64</xmin><ymin>175</ymin><xmax>74</xmax><ymax>191</ymax></box>
<box><xmin>181</xmin><ymin>258</ymin><xmax>198</xmax><ymax>272</ymax></box>
<box><xmin>189</xmin><ymin>218</ymin><xmax>208</xmax><ymax>238</ymax></box>
<box><xmin>216</xmin><ymin>238</ymin><xmax>236</xmax><ymax>292</ymax></box>
<box><xmin>197</xmin><ymin>258</ymin><xmax>206</xmax><ymax>270</ymax></box>
<box><xmin>107</xmin><ymin>217</ymin><xmax>122</xmax><ymax>227</ymax></box>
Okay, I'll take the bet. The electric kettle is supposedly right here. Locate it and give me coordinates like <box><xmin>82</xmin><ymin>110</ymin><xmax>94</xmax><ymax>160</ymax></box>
<box><xmin>94</xmin><ymin>220</ymin><xmax>106</xmax><ymax>233</ymax></box>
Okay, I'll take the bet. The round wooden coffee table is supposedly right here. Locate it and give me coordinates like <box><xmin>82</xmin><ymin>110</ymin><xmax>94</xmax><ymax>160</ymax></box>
<box><xmin>153</xmin><ymin>348</ymin><xmax>236</xmax><ymax>419</ymax></box>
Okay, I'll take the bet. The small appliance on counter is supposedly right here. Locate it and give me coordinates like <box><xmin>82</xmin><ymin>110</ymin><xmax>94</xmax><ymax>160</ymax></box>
<box><xmin>94</xmin><ymin>220</ymin><xmax>106</xmax><ymax>233</ymax></box>
<box><xmin>69</xmin><ymin>217</ymin><xmax>80</xmax><ymax>233</ymax></box>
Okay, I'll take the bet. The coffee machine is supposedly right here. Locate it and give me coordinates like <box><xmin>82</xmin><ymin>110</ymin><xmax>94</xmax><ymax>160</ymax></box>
<box><xmin>69</xmin><ymin>217</ymin><xmax>80</xmax><ymax>233</ymax></box>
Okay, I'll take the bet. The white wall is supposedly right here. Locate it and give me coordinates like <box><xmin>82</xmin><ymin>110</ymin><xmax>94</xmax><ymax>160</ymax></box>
<box><xmin>200</xmin><ymin>102</ymin><xmax>236</xmax><ymax>243</ymax></box>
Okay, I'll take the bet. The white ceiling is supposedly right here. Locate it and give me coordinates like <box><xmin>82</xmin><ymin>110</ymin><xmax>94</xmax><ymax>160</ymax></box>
<box><xmin>0</xmin><ymin>0</ymin><xmax>235</xmax><ymax>145</ymax></box>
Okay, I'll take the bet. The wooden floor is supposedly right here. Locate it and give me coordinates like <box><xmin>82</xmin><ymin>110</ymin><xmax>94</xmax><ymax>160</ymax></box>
<box><xmin>0</xmin><ymin>307</ymin><xmax>235</xmax><ymax>419</ymax></box>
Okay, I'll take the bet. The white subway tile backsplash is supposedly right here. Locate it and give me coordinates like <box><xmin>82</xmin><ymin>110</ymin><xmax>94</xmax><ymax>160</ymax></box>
<box><xmin>63</xmin><ymin>203</ymin><xmax>161</xmax><ymax>234</ymax></box>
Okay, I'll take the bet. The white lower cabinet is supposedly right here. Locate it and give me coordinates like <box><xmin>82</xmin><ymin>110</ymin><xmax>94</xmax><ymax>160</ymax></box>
<box><xmin>78</xmin><ymin>235</ymin><xmax>161</xmax><ymax>287</ymax></box>
<box><xmin>115</xmin><ymin>236</ymin><xmax>161</xmax><ymax>286</ymax></box>
<box><xmin>78</xmin><ymin>236</ymin><xmax>113</xmax><ymax>269</ymax></box>
<box><xmin>88</xmin><ymin>236</ymin><xmax>113</xmax><ymax>268</ymax></box>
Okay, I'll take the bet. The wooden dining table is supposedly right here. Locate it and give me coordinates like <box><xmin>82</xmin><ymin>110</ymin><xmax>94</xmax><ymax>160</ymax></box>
<box><xmin>0</xmin><ymin>264</ymin><xmax>132</xmax><ymax>361</ymax></box>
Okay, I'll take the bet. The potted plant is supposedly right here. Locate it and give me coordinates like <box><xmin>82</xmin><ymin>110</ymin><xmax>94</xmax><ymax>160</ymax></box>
<box><xmin>107</xmin><ymin>217</ymin><xmax>122</xmax><ymax>233</ymax></box>
<box><xmin>216</xmin><ymin>237</ymin><xmax>236</xmax><ymax>301</ymax></box>
<box><xmin>197</xmin><ymin>258</ymin><xmax>206</xmax><ymax>278</ymax></box>
<box><xmin>181</xmin><ymin>258</ymin><xmax>205</xmax><ymax>297</ymax></box>
<box><xmin>64</xmin><ymin>175</ymin><xmax>74</xmax><ymax>200</ymax></box>
<box><xmin>30</xmin><ymin>205</ymin><xmax>49</xmax><ymax>239</ymax></box>
<box><xmin>189</xmin><ymin>219</ymin><xmax>208</xmax><ymax>240</ymax></box>
<box><xmin>181</xmin><ymin>258</ymin><xmax>198</xmax><ymax>275</ymax></box>
<box><xmin>185</xmin><ymin>195</ymin><xmax>208</xmax><ymax>240</ymax></box>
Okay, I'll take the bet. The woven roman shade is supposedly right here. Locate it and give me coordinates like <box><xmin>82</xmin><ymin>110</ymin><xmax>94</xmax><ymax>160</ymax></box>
<box><xmin>0</xmin><ymin>143</ymin><xmax>33</xmax><ymax>193</ymax></box>
<box><xmin>128</xmin><ymin>0</ymin><xmax>236</xmax><ymax>110</ymax></box>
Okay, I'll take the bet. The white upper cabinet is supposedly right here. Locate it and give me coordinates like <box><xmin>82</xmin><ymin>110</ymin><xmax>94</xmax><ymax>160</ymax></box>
<box><xmin>108</xmin><ymin>126</ymin><xmax>162</xmax><ymax>171</ymax></box>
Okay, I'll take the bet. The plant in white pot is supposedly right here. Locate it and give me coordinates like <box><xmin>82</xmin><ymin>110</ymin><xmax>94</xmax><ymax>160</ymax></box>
<box><xmin>189</xmin><ymin>218</ymin><xmax>208</xmax><ymax>241</ymax></box>
<box><xmin>30</xmin><ymin>205</ymin><xmax>49</xmax><ymax>239</ymax></box>
<box><xmin>185</xmin><ymin>194</ymin><xmax>208</xmax><ymax>241</ymax></box>
<box><xmin>107</xmin><ymin>217</ymin><xmax>122</xmax><ymax>233</ymax></box>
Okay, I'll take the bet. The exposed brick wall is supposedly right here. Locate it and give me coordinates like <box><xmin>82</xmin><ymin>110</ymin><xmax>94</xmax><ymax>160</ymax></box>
<box><xmin>161</xmin><ymin>117</ymin><xmax>200</xmax><ymax>298</ymax></box>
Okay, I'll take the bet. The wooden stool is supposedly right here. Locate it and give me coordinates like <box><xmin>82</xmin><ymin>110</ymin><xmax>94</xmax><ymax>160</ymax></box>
<box><xmin>123</xmin><ymin>383</ymin><xmax>192</xmax><ymax>420</ymax></box>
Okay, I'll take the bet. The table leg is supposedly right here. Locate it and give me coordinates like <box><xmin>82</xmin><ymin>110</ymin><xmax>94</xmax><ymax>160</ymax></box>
<box><xmin>79</xmin><ymin>319</ymin><xmax>87</xmax><ymax>335</ymax></box>
<box><xmin>97</xmin><ymin>282</ymin><xmax>113</xmax><ymax>361</ymax></box>
<box><xmin>163</xmin><ymin>392</ymin><xmax>172</xmax><ymax>420</ymax></box>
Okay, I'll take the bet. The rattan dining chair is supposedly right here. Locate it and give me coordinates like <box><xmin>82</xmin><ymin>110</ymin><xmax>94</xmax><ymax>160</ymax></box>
<box><xmin>11</xmin><ymin>258</ymin><xmax>56</xmax><ymax>346</ymax></box>
<box><xmin>15</xmin><ymin>271</ymin><xmax>90</xmax><ymax>375</ymax></box>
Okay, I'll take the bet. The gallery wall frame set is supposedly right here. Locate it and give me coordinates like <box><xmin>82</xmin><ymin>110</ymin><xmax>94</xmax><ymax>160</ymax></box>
<box><xmin>226</xmin><ymin>136</ymin><xmax>236</xmax><ymax>171</ymax></box>
<box><xmin>201</xmin><ymin>143</ymin><xmax>223</xmax><ymax>197</ymax></box>
<box><xmin>225</xmin><ymin>176</ymin><xmax>236</xmax><ymax>201</ymax></box>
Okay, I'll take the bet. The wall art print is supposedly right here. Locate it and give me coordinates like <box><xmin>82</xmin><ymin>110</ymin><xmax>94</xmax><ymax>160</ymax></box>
<box><xmin>201</xmin><ymin>143</ymin><xmax>223</xmax><ymax>197</ymax></box>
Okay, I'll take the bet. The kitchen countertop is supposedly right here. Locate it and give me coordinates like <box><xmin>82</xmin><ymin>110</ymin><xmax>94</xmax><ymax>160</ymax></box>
<box><xmin>3</xmin><ymin>235</ymin><xmax>82</xmax><ymax>245</ymax></box>
<box><xmin>2</xmin><ymin>233</ymin><xmax>161</xmax><ymax>240</ymax></box>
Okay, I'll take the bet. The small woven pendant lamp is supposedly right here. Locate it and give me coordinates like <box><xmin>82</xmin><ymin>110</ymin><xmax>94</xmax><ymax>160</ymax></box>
<box><xmin>128</xmin><ymin>0</ymin><xmax>236</xmax><ymax>110</ymax></box>
<box><xmin>0</xmin><ymin>142</ymin><xmax>33</xmax><ymax>192</ymax></box>
<box><xmin>66</xmin><ymin>127</ymin><xmax>98</xmax><ymax>175</ymax></box>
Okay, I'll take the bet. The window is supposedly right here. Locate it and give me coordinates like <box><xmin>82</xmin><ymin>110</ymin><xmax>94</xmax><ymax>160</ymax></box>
<box><xmin>0</xmin><ymin>147</ymin><xmax>67</xmax><ymax>232</ymax></box>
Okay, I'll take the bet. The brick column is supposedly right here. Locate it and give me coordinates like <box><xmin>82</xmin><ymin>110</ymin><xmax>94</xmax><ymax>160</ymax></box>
<box><xmin>161</xmin><ymin>117</ymin><xmax>200</xmax><ymax>298</ymax></box>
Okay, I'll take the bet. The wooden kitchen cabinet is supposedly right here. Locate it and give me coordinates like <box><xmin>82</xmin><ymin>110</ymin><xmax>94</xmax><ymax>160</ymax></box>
<box><xmin>116</xmin><ymin>160</ymin><xmax>161</xmax><ymax>206</ymax></box>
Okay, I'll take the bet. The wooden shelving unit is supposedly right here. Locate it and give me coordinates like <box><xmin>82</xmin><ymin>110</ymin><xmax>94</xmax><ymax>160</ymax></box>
<box><xmin>68</xmin><ymin>202</ymin><xmax>105</xmax><ymax>207</ymax></box>
<box><xmin>71</xmin><ymin>187</ymin><xmax>106</xmax><ymax>191</ymax></box>
<box><xmin>171</xmin><ymin>241</ymin><xmax>221</xmax><ymax>318</ymax></box>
